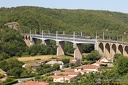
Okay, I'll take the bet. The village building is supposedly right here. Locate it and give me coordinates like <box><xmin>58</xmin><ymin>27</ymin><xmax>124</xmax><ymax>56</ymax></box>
<box><xmin>50</xmin><ymin>76</ymin><xmax>74</xmax><ymax>83</ymax></box>
<box><xmin>92</xmin><ymin>62</ymin><xmax>107</xmax><ymax>67</ymax></box>
<box><xmin>74</xmin><ymin>66</ymin><xmax>83</xmax><ymax>72</ymax></box>
<box><xmin>80</xmin><ymin>70</ymin><xmax>94</xmax><ymax>75</ymax></box>
<box><xmin>19</xmin><ymin>80</ymin><xmax>49</xmax><ymax>85</ymax></box>
<box><xmin>82</xmin><ymin>64</ymin><xmax>100</xmax><ymax>72</ymax></box>
<box><xmin>55</xmin><ymin>71</ymin><xmax>81</xmax><ymax>77</ymax></box>
<box><xmin>4</xmin><ymin>22</ymin><xmax>19</xmax><ymax>30</ymax></box>
<box><xmin>98</xmin><ymin>57</ymin><xmax>113</xmax><ymax>63</ymax></box>
<box><xmin>22</xmin><ymin>62</ymin><xmax>41</xmax><ymax>70</ymax></box>
<box><xmin>46</xmin><ymin>59</ymin><xmax>64</xmax><ymax>69</ymax></box>
<box><xmin>98</xmin><ymin>57</ymin><xmax>114</xmax><ymax>67</ymax></box>
<box><xmin>70</xmin><ymin>59</ymin><xmax>80</xmax><ymax>66</ymax></box>
<box><xmin>46</xmin><ymin>59</ymin><xmax>64</xmax><ymax>66</ymax></box>
<box><xmin>0</xmin><ymin>69</ymin><xmax>7</xmax><ymax>76</ymax></box>
<box><xmin>65</xmin><ymin>68</ymin><xmax>75</xmax><ymax>72</ymax></box>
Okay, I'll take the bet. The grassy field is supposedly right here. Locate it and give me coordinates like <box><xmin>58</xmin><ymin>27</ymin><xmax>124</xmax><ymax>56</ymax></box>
<box><xmin>18</xmin><ymin>55</ymin><xmax>73</xmax><ymax>62</ymax></box>
<box><xmin>17</xmin><ymin>53</ymin><xmax>89</xmax><ymax>62</ymax></box>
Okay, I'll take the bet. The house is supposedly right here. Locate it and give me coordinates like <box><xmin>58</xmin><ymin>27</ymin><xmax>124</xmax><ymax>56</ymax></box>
<box><xmin>80</xmin><ymin>70</ymin><xmax>94</xmax><ymax>75</ymax></box>
<box><xmin>19</xmin><ymin>80</ymin><xmax>49</xmax><ymax>85</ymax></box>
<box><xmin>70</xmin><ymin>59</ymin><xmax>80</xmax><ymax>66</ymax></box>
<box><xmin>50</xmin><ymin>76</ymin><xmax>74</xmax><ymax>83</ymax></box>
<box><xmin>0</xmin><ymin>77</ymin><xmax>7</xmax><ymax>82</ymax></box>
<box><xmin>46</xmin><ymin>59</ymin><xmax>64</xmax><ymax>69</ymax></box>
<box><xmin>0</xmin><ymin>69</ymin><xmax>7</xmax><ymax>76</ymax></box>
<box><xmin>98</xmin><ymin>57</ymin><xmax>114</xmax><ymax>67</ymax></box>
<box><xmin>65</xmin><ymin>68</ymin><xmax>91</xmax><ymax>75</ymax></box>
<box><xmin>74</xmin><ymin>66</ymin><xmax>83</xmax><ymax>72</ymax></box>
<box><xmin>35</xmin><ymin>60</ymin><xmax>44</xmax><ymax>65</ymax></box>
<box><xmin>92</xmin><ymin>62</ymin><xmax>107</xmax><ymax>67</ymax></box>
<box><xmin>4</xmin><ymin>22</ymin><xmax>19</xmax><ymax>30</ymax></box>
<box><xmin>82</xmin><ymin>64</ymin><xmax>100</xmax><ymax>72</ymax></box>
<box><xmin>55</xmin><ymin>71</ymin><xmax>81</xmax><ymax>77</ymax></box>
<box><xmin>98</xmin><ymin>57</ymin><xmax>113</xmax><ymax>63</ymax></box>
<box><xmin>22</xmin><ymin>62</ymin><xmax>41</xmax><ymax>69</ymax></box>
<box><xmin>65</xmin><ymin>68</ymin><xmax>74</xmax><ymax>72</ymax></box>
<box><xmin>74</xmin><ymin>65</ymin><xmax>100</xmax><ymax>75</ymax></box>
<box><xmin>46</xmin><ymin>59</ymin><xmax>64</xmax><ymax>66</ymax></box>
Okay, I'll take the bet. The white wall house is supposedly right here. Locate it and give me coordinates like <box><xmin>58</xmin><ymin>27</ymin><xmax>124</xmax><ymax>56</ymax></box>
<box><xmin>55</xmin><ymin>72</ymin><xmax>81</xmax><ymax>77</ymax></box>
<box><xmin>99</xmin><ymin>57</ymin><xmax>113</xmax><ymax>63</ymax></box>
<box><xmin>51</xmin><ymin>76</ymin><xmax>74</xmax><ymax>83</ymax></box>
<box><xmin>46</xmin><ymin>60</ymin><xmax>64</xmax><ymax>69</ymax></box>
<box><xmin>82</xmin><ymin>65</ymin><xmax>100</xmax><ymax>72</ymax></box>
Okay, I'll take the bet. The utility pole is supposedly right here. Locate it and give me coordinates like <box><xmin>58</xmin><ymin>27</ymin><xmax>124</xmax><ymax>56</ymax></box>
<box><xmin>122</xmin><ymin>35</ymin><xmax>124</xmax><ymax>45</ymax></box>
<box><xmin>109</xmin><ymin>33</ymin><xmax>110</xmax><ymax>40</ymax></box>
<box><xmin>30</xmin><ymin>30</ymin><xmax>31</xmax><ymax>37</ymax></box>
<box><xmin>63</xmin><ymin>31</ymin><xmax>65</xmax><ymax>35</ymax></box>
<box><xmin>73</xmin><ymin>32</ymin><xmax>75</xmax><ymax>41</ymax></box>
<box><xmin>103</xmin><ymin>32</ymin><xmax>104</xmax><ymax>40</ymax></box>
<box><xmin>81</xmin><ymin>32</ymin><xmax>82</xmax><ymax>36</ymax></box>
<box><xmin>96</xmin><ymin>32</ymin><xmax>97</xmax><ymax>39</ymax></box>
<box><xmin>35</xmin><ymin>29</ymin><xmax>36</xmax><ymax>35</ymax></box>
<box><xmin>42</xmin><ymin>30</ymin><xmax>43</xmax><ymax>38</ymax></box>
<box><xmin>56</xmin><ymin>31</ymin><xmax>58</xmax><ymax>40</ymax></box>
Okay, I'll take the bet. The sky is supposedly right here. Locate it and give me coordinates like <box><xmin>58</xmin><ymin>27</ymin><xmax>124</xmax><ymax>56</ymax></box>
<box><xmin>0</xmin><ymin>0</ymin><xmax>128</xmax><ymax>13</ymax></box>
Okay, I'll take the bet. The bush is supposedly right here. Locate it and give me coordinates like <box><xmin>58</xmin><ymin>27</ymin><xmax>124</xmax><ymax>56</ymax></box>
<box><xmin>2</xmin><ymin>78</ymin><xmax>18</xmax><ymax>85</ymax></box>
<box><xmin>0</xmin><ymin>52</ymin><xmax>9</xmax><ymax>60</ymax></box>
<box><xmin>0</xmin><ymin>74</ymin><xmax>4</xmax><ymax>78</ymax></box>
<box><xmin>62</xmin><ymin>58</ymin><xmax>70</xmax><ymax>64</ymax></box>
<box><xmin>64</xmin><ymin>63</ymin><xmax>69</xmax><ymax>68</ymax></box>
<box><xmin>21</xmin><ymin>52</ymin><xmax>29</xmax><ymax>56</ymax></box>
<box><xmin>82</xmin><ymin>60</ymin><xmax>92</xmax><ymax>65</ymax></box>
<box><xmin>86</xmin><ymin>50</ymin><xmax>101</xmax><ymax>62</ymax></box>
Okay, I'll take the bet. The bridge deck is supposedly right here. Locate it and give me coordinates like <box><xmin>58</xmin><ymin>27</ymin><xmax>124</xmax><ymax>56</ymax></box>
<box><xmin>24</xmin><ymin>34</ymin><xmax>128</xmax><ymax>44</ymax></box>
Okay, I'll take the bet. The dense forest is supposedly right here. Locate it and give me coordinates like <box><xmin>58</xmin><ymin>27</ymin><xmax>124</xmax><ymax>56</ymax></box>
<box><xmin>0</xmin><ymin>6</ymin><xmax>128</xmax><ymax>40</ymax></box>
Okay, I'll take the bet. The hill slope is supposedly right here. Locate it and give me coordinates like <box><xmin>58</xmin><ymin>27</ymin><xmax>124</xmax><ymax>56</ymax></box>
<box><xmin>0</xmin><ymin>6</ymin><xmax>128</xmax><ymax>39</ymax></box>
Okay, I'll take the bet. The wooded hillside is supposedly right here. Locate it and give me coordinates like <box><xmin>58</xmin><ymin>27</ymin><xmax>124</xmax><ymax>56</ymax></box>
<box><xmin>0</xmin><ymin>6</ymin><xmax>128</xmax><ymax>39</ymax></box>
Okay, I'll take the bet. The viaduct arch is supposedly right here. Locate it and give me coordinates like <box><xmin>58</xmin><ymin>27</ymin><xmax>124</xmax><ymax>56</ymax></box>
<box><xmin>24</xmin><ymin>34</ymin><xmax>128</xmax><ymax>60</ymax></box>
<box><xmin>98</xmin><ymin>41</ymin><xmax>128</xmax><ymax>58</ymax></box>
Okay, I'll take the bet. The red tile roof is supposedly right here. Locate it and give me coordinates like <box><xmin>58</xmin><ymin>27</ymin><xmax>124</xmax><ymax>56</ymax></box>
<box><xmin>50</xmin><ymin>76</ymin><xmax>74</xmax><ymax>79</ymax></box>
<box><xmin>55</xmin><ymin>72</ymin><xmax>80</xmax><ymax>76</ymax></box>
<box><xmin>82</xmin><ymin>64</ymin><xmax>100</xmax><ymax>69</ymax></box>
<box><xmin>65</xmin><ymin>69</ymin><xmax>74</xmax><ymax>72</ymax></box>
<box><xmin>64</xmin><ymin>76</ymin><xmax>74</xmax><ymax>79</ymax></box>
<box><xmin>19</xmin><ymin>80</ymin><xmax>49</xmax><ymax>85</ymax></box>
<box><xmin>75</xmin><ymin>66</ymin><xmax>83</xmax><ymax>69</ymax></box>
<box><xmin>50</xmin><ymin>76</ymin><xmax>62</xmax><ymax>79</ymax></box>
<box><xmin>81</xmin><ymin>70</ymin><xmax>93</xmax><ymax>73</ymax></box>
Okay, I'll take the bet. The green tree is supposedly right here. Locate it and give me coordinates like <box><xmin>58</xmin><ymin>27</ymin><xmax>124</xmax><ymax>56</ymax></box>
<box><xmin>0</xmin><ymin>28</ymin><xmax>26</xmax><ymax>57</ymax></box>
<box><xmin>114</xmin><ymin>53</ymin><xmax>123</xmax><ymax>60</ymax></box>
<box><xmin>53</xmin><ymin>63</ymin><xmax>60</xmax><ymax>70</ymax></box>
<box><xmin>114</xmin><ymin>56</ymin><xmax>128</xmax><ymax>75</ymax></box>
<box><xmin>35</xmin><ymin>74</ymin><xmax>41</xmax><ymax>81</ymax></box>
<box><xmin>86</xmin><ymin>50</ymin><xmax>101</xmax><ymax>62</ymax></box>
<box><xmin>62</xmin><ymin>58</ymin><xmax>70</xmax><ymax>64</ymax></box>
<box><xmin>0</xmin><ymin>58</ymin><xmax>24</xmax><ymax>77</ymax></box>
<box><xmin>0</xmin><ymin>52</ymin><xmax>9</xmax><ymax>60</ymax></box>
<box><xmin>7</xmin><ymin>67</ymin><xmax>24</xmax><ymax>78</ymax></box>
<box><xmin>82</xmin><ymin>44</ymin><xmax>94</xmax><ymax>53</ymax></box>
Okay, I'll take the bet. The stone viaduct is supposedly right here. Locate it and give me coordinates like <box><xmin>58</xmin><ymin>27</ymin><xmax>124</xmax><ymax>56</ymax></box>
<box><xmin>23</xmin><ymin>32</ymin><xmax>128</xmax><ymax>59</ymax></box>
